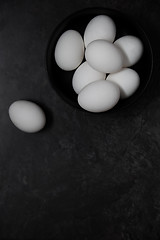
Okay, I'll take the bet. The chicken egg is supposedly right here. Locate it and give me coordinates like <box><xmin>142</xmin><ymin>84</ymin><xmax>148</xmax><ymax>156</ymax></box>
<box><xmin>9</xmin><ymin>100</ymin><xmax>46</xmax><ymax>133</ymax></box>
<box><xmin>106</xmin><ymin>68</ymin><xmax>140</xmax><ymax>99</ymax></box>
<box><xmin>114</xmin><ymin>35</ymin><xmax>143</xmax><ymax>67</ymax></box>
<box><xmin>72</xmin><ymin>61</ymin><xmax>106</xmax><ymax>94</ymax></box>
<box><xmin>84</xmin><ymin>15</ymin><xmax>116</xmax><ymax>47</ymax></box>
<box><xmin>78</xmin><ymin>80</ymin><xmax>120</xmax><ymax>112</ymax></box>
<box><xmin>55</xmin><ymin>30</ymin><xmax>84</xmax><ymax>71</ymax></box>
<box><xmin>85</xmin><ymin>39</ymin><xmax>124</xmax><ymax>73</ymax></box>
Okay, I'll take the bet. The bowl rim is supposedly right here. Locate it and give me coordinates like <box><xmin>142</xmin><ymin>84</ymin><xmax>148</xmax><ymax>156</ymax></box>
<box><xmin>45</xmin><ymin>7</ymin><xmax>153</xmax><ymax>111</ymax></box>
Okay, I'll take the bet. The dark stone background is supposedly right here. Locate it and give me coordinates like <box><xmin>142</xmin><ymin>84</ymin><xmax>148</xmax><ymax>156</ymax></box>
<box><xmin>0</xmin><ymin>0</ymin><xmax>160</xmax><ymax>239</ymax></box>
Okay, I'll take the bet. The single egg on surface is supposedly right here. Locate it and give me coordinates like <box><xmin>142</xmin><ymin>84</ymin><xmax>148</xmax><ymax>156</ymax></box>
<box><xmin>78</xmin><ymin>80</ymin><xmax>120</xmax><ymax>113</ymax></box>
<box><xmin>84</xmin><ymin>15</ymin><xmax>116</xmax><ymax>47</ymax></box>
<box><xmin>72</xmin><ymin>61</ymin><xmax>106</xmax><ymax>94</ymax></box>
<box><xmin>9</xmin><ymin>100</ymin><xmax>46</xmax><ymax>133</ymax></box>
<box><xmin>114</xmin><ymin>35</ymin><xmax>143</xmax><ymax>67</ymax></box>
<box><xmin>85</xmin><ymin>39</ymin><xmax>124</xmax><ymax>73</ymax></box>
<box><xmin>55</xmin><ymin>30</ymin><xmax>84</xmax><ymax>71</ymax></box>
<box><xmin>106</xmin><ymin>68</ymin><xmax>140</xmax><ymax>99</ymax></box>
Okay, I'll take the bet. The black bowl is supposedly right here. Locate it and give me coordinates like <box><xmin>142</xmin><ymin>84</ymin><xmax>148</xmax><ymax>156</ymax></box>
<box><xmin>46</xmin><ymin>8</ymin><xmax>153</xmax><ymax>110</ymax></box>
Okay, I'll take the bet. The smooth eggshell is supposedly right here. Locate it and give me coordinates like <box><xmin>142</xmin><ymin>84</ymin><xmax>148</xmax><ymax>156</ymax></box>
<box><xmin>78</xmin><ymin>80</ymin><xmax>120</xmax><ymax>112</ymax></box>
<box><xmin>114</xmin><ymin>35</ymin><xmax>143</xmax><ymax>67</ymax></box>
<box><xmin>55</xmin><ymin>30</ymin><xmax>84</xmax><ymax>71</ymax></box>
<box><xmin>72</xmin><ymin>61</ymin><xmax>106</xmax><ymax>94</ymax></box>
<box><xmin>85</xmin><ymin>40</ymin><xmax>124</xmax><ymax>73</ymax></box>
<box><xmin>106</xmin><ymin>68</ymin><xmax>140</xmax><ymax>99</ymax></box>
<box><xmin>9</xmin><ymin>100</ymin><xmax>46</xmax><ymax>133</ymax></box>
<box><xmin>84</xmin><ymin>15</ymin><xmax>116</xmax><ymax>47</ymax></box>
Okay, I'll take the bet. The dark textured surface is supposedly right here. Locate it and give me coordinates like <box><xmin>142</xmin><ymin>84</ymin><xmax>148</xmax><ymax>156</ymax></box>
<box><xmin>0</xmin><ymin>0</ymin><xmax>160</xmax><ymax>239</ymax></box>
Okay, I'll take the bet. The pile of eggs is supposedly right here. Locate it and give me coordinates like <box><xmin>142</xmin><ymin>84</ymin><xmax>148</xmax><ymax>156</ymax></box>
<box><xmin>55</xmin><ymin>15</ymin><xmax>143</xmax><ymax>113</ymax></box>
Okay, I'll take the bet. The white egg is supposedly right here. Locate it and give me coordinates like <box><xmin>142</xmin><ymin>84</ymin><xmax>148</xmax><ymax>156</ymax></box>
<box><xmin>106</xmin><ymin>68</ymin><xmax>140</xmax><ymax>99</ymax></box>
<box><xmin>55</xmin><ymin>30</ymin><xmax>84</xmax><ymax>71</ymax></box>
<box><xmin>72</xmin><ymin>61</ymin><xmax>106</xmax><ymax>94</ymax></box>
<box><xmin>78</xmin><ymin>80</ymin><xmax>120</xmax><ymax>112</ymax></box>
<box><xmin>84</xmin><ymin>15</ymin><xmax>116</xmax><ymax>47</ymax></box>
<box><xmin>85</xmin><ymin>40</ymin><xmax>124</xmax><ymax>73</ymax></box>
<box><xmin>114</xmin><ymin>35</ymin><xmax>143</xmax><ymax>67</ymax></box>
<box><xmin>9</xmin><ymin>100</ymin><xmax>46</xmax><ymax>133</ymax></box>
